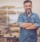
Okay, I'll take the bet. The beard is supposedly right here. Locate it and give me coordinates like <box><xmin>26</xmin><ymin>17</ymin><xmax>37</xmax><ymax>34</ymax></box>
<box><xmin>25</xmin><ymin>8</ymin><xmax>32</xmax><ymax>14</ymax></box>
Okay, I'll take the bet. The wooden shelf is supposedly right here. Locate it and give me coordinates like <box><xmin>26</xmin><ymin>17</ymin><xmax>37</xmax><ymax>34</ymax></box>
<box><xmin>1</xmin><ymin>6</ymin><xmax>15</xmax><ymax>9</ymax></box>
<box><xmin>10</xmin><ymin>27</ymin><xmax>20</xmax><ymax>31</ymax></box>
<box><xmin>3</xmin><ymin>33</ymin><xmax>19</xmax><ymax>38</ymax></box>
<box><xmin>0</xmin><ymin>10</ymin><xmax>6</xmax><ymax>15</ymax></box>
<box><xmin>8</xmin><ymin>11</ymin><xmax>16</xmax><ymax>14</ymax></box>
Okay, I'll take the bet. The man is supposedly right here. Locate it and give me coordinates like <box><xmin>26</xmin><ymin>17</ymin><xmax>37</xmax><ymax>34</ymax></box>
<box><xmin>18</xmin><ymin>0</ymin><xmax>40</xmax><ymax>42</ymax></box>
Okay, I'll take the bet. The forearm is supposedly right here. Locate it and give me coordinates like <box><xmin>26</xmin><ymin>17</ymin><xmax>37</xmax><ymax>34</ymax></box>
<box><xmin>21</xmin><ymin>22</ymin><xmax>32</xmax><ymax>28</ymax></box>
<box><xmin>26</xmin><ymin>24</ymin><xmax>36</xmax><ymax>29</ymax></box>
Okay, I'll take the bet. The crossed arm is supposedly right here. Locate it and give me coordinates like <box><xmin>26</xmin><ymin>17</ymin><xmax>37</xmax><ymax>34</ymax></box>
<box><xmin>20</xmin><ymin>22</ymin><xmax>37</xmax><ymax>29</ymax></box>
<box><xmin>18</xmin><ymin>14</ymin><xmax>40</xmax><ymax>30</ymax></box>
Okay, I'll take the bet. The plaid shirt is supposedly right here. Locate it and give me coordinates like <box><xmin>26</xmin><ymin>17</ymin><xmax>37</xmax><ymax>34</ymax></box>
<box><xmin>18</xmin><ymin>12</ymin><xmax>40</xmax><ymax>42</ymax></box>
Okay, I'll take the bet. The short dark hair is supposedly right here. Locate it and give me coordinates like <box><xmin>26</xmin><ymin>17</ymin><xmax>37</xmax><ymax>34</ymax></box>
<box><xmin>23</xmin><ymin>0</ymin><xmax>32</xmax><ymax>4</ymax></box>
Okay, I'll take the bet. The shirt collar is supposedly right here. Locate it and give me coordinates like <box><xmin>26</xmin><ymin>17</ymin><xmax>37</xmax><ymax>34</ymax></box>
<box><xmin>24</xmin><ymin>11</ymin><xmax>33</xmax><ymax>16</ymax></box>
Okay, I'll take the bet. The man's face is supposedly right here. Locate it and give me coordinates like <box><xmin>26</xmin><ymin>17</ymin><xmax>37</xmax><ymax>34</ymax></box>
<box><xmin>24</xmin><ymin>2</ymin><xmax>32</xmax><ymax>14</ymax></box>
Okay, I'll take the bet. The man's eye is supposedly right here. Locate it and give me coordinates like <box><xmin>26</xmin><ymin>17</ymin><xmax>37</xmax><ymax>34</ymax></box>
<box><xmin>25</xmin><ymin>5</ymin><xmax>31</xmax><ymax>7</ymax></box>
<box><xmin>25</xmin><ymin>6</ymin><xmax>28</xmax><ymax>7</ymax></box>
<box><xmin>29</xmin><ymin>5</ymin><xmax>31</xmax><ymax>7</ymax></box>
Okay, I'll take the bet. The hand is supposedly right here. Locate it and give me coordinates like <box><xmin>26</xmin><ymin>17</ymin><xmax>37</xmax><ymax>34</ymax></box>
<box><xmin>21</xmin><ymin>22</ymin><xmax>33</xmax><ymax>28</ymax></box>
<box><xmin>26</xmin><ymin>25</ymin><xmax>36</xmax><ymax>29</ymax></box>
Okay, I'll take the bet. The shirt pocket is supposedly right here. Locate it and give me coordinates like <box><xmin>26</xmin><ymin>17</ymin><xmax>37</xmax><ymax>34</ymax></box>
<box><xmin>30</xmin><ymin>18</ymin><xmax>35</xmax><ymax>23</ymax></box>
<box><xmin>23</xmin><ymin>17</ymin><xmax>28</xmax><ymax>22</ymax></box>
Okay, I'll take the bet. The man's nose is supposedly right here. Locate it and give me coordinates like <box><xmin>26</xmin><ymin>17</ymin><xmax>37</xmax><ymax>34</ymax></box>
<box><xmin>27</xmin><ymin>7</ymin><xmax>30</xmax><ymax>8</ymax></box>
